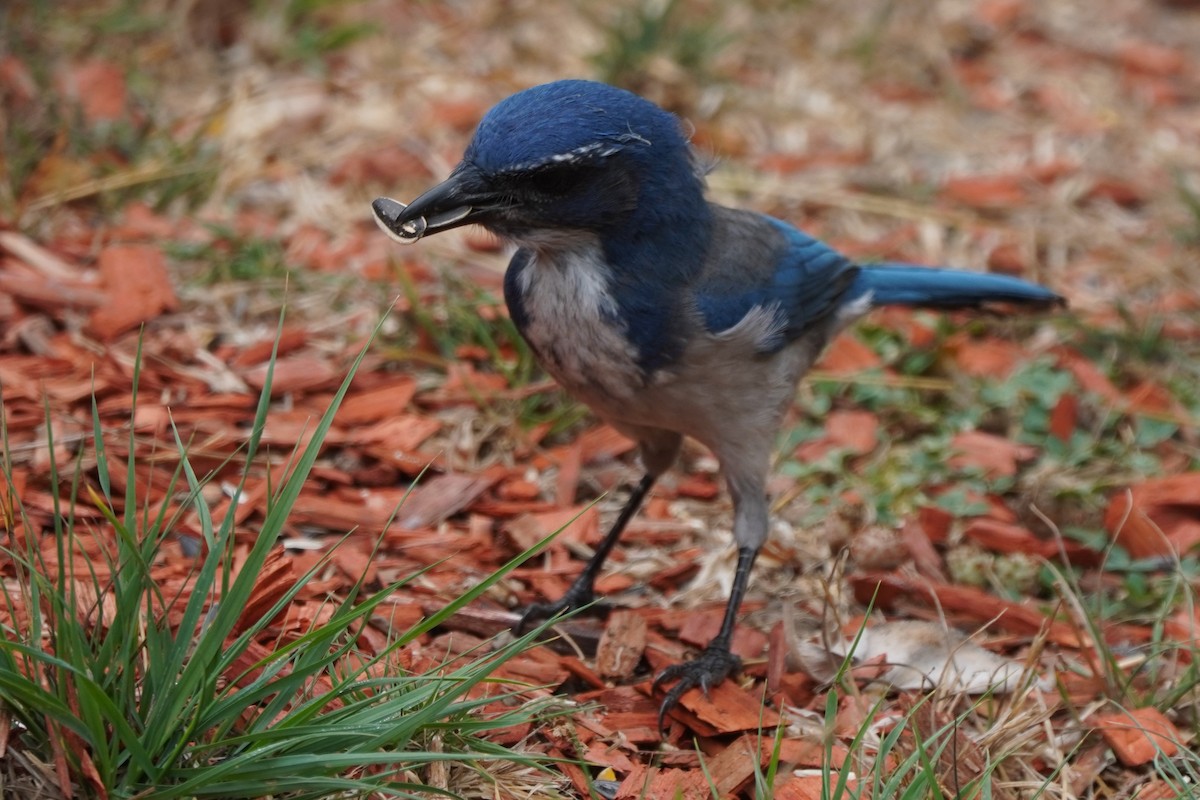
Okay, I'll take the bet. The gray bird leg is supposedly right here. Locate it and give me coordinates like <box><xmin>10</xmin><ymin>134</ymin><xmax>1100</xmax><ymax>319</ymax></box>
<box><xmin>516</xmin><ymin>473</ymin><xmax>655</xmax><ymax>632</ymax></box>
<box><xmin>652</xmin><ymin>453</ymin><xmax>770</xmax><ymax>728</ymax></box>
<box><xmin>516</xmin><ymin>428</ymin><xmax>681</xmax><ymax>633</ymax></box>
<box><xmin>653</xmin><ymin>544</ymin><xmax>759</xmax><ymax>730</ymax></box>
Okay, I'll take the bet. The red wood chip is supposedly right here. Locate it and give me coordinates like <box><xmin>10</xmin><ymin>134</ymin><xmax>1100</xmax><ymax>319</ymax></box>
<box><xmin>1093</xmin><ymin>706</ymin><xmax>1180</xmax><ymax>766</ymax></box>
<box><xmin>596</xmin><ymin>609</ymin><xmax>648</xmax><ymax>680</ymax></box>
<box><xmin>87</xmin><ymin>244</ymin><xmax>178</xmax><ymax>340</ymax></box>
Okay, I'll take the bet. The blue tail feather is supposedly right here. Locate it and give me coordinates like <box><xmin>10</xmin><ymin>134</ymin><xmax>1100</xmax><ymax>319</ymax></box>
<box><xmin>853</xmin><ymin>263</ymin><xmax>1065</xmax><ymax>309</ymax></box>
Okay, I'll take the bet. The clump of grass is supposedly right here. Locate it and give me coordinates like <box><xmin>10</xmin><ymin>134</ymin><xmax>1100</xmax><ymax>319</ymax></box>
<box><xmin>255</xmin><ymin>0</ymin><xmax>378</xmax><ymax>69</ymax></box>
<box><xmin>1173</xmin><ymin>170</ymin><xmax>1200</xmax><ymax>246</ymax></box>
<box><xmin>0</xmin><ymin>319</ymin><xmax>570</xmax><ymax>799</ymax></box>
<box><xmin>167</xmin><ymin>225</ymin><xmax>292</xmax><ymax>285</ymax></box>
<box><xmin>591</xmin><ymin>0</ymin><xmax>730</xmax><ymax>93</ymax></box>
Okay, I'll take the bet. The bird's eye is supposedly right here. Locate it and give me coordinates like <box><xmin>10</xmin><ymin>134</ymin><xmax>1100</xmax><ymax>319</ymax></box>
<box><xmin>527</xmin><ymin>164</ymin><xmax>587</xmax><ymax>196</ymax></box>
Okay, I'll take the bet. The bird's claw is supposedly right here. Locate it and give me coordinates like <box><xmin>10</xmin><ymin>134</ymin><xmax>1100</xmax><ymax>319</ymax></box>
<box><xmin>513</xmin><ymin>583</ymin><xmax>596</xmax><ymax>635</ymax></box>
<box><xmin>652</xmin><ymin>644</ymin><xmax>742</xmax><ymax>732</ymax></box>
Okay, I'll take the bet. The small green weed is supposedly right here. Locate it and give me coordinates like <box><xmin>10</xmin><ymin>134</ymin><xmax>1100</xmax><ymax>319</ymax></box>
<box><xmin>591</xmin><ymin>0</ymin><xmax>730</xmax><ymax>92</ymax></box>
<box><xmin>169</xmin><ymin>226</ymin><xmax>292</xmax><ymax>285</ymax></box>
<box><xmin>257</xmin><ymin>0</ymin><xmax>378</xmax><ymax>68</ymax></box>
<box><xmin>1173</xmin><ymin>170</ymin><xmax>1200</xmax><ymax>246</ymax></box>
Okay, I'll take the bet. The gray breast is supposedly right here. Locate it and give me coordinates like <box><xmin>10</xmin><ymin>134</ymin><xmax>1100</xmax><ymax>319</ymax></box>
<box><xmin>516</xmin><ymin>246</ymin><xmax>644</xmax><ymax>402</ymax></box>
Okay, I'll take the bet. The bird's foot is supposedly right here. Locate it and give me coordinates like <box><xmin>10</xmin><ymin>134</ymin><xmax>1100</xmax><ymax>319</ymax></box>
<box><xmin>652</xmin><ymin>643</ymin><xmax>742</xmax><ymax>731</ymax></box>
<box><xmin>514</xmin><ymin>582</ymin><xmax>596</xmax><ymax>635</ymax></box>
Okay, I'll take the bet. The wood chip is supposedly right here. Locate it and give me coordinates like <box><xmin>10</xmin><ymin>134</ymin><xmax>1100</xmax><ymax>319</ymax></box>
<box><xmin>596</xmin><ymin>609</ymin><xmax>648</xmax><ymax>680</ymax></box>
<box><xmin>87</xmin><ymin>244</ymin><xmax>178</xmax><ymax>340</ymax></box>
<box><xmin>1093</xmin><ymin>706</ymin><xmax>1181</xmax><ymax>766</ymax></box>
<box><xmin>393</xmin><ymin>472</ymin><xmax>498</xmax><ymax>529</ymax></box>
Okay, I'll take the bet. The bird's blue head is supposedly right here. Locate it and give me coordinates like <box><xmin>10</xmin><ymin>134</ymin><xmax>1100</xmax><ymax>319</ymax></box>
<box><xmin>374</xmin><ymin>80</ymin><xmax>707</xmax><ymax>249</ymax></box>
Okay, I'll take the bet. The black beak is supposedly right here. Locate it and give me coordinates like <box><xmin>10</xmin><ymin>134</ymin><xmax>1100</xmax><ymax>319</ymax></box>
<box><xmin>372</xmin><ymin>166</ymin><xmax>492</xmax><ymax>245</ymax></box>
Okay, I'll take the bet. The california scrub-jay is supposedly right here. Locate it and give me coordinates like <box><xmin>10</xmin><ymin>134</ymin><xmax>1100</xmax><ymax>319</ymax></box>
<box><xmin>373</xmin><ymin>79</ymin><xmax>1064</xmax><ymax>726</ymax></box>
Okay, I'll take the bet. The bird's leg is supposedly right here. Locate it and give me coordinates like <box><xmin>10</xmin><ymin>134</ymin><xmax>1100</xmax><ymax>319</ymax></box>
<box><xmin>515</xmin><ymin>473</ymin><xmax>656</xmax><ymax>633</ymax></box>
<box><xmin>653</xmin><ymin>544</ymin><xmax>759</xmax><ymax>730</ymax></box>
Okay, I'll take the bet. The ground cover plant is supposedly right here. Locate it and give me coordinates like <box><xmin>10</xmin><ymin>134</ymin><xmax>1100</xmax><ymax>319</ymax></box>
<box><xmin>2</xmin><ymin>0</ymin><xmax>1199</xmax><ymax>797</ymax></box>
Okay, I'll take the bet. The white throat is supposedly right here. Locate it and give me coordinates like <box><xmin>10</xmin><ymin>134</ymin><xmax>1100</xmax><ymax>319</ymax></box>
<box><xmin>515</xmin><ymin>243</ymin><xmax>643</xmax><ymax>400</ymax></box>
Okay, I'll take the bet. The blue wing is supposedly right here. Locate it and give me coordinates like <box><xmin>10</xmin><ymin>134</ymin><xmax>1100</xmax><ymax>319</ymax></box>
<box><xmin>692</xmin><ymin>209</ymin><xmax>1063</xmax><ymax>355</ymax></box>
<box><xmin>693</xmin><ymin>211</ymin><xmax>860</xmax><ymax>353</ymax></box>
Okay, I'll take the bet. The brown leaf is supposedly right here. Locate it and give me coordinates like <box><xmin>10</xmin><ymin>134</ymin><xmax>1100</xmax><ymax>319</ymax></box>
<box><xmin>948</xmin><ymin>336</ymin><xmax>1026</xmax><ymax>379</ymax></box>
<box><xmin>949</xmin><ymin>430</ymin><xmax>1038</xmax><ymax>478</ymax></box>
<box><xmin>904</xmin><ymin>517</ymin><xmax>949</xmax><ymax>580</ymax></box>
<box><xmin>87</xmin><ymin>244</ymin><xmax>179</xmax><ymax>340</ymax></box>
<box><xmin>675</xmin><ymin>474</ymin><xmax>719</xmax><ymax>499</ymax></box>
<box><xmin>1106</xmin><ymin>501</ymin><xmax>1173</xmax><ymax>559</ymax></box>
<box><xmin>22</xmin><ymin>149</ymin><xmax>94</xmax><ymax>200</ymax></box>
<box><xmin>816</xmin><ymin>333</ymin><xmax>882</xmax><ymax>374</ymax></box>
<box><xmin>497</xmin><ymin>477</ymin><xmax>541</xmax><ymax>502</ymax></box>
<box><xmin>576</xmin><ymin>424</ymin><xmax>637</xmax><ymax>463</ymax></box>
<box><xmin>427</xmin><ymin>97</ymin><xmax>488</xmax><ymax>131</ymax></box>
<box><xmin>110</xmin><ymin>201</ymin><xmax>180</xmax><ymax>240</ymax></box>
<box><xmin>0</xmin><ymin>269</ymin><xmax>107</xmax><ymax>312</ymax></box>
<box><xmin>975</xmin><ymin>0</ymin><xmax>1026</xmax><ymax>29</ymax></box>
<box><xmin>1132</xmin><ymin>780</ymin><xmax>1186</xmax><ymax>800</ymax></box>
<box><xmin>965</xmin><ymin>518</ymin><xmax>1102</xmax><ymax>565</ymax></box>
<box><xmin>852</xmin><ymin>572</ymin><xmax>1083</xmax><ymax>646</ymax></box>
<box><xmin>1105</xmin><ymin>474</ymin><xmax>1200</xmax><ymax>557</ymax></box>
<box><xmin>826</xmin><ymin>409</ymin><xmax>879</xmax><ymax>454</ymax></box>
<box><xmin>554</xmin><ymin>439</ymin><xmax>582</xmax><ymax>506</ymax></box>
<box><xmin>505</xmin><ymin>505</ymin><xmax>599</xmax><ymax>552</ymax></box>
<box><xmin>1093</xmin><ymin>706</ymin><xmax>1181</xmax><ymax>766</ymax></box>
<box><xmin>1123</xmin><ymin>379</ymin><xmax>1180</xmax><ymax>417</ymax></box>
<box><xmin>1085</xmin><ymin>177</ymin><xmax>1146</xmax><ymax>208</ymax></box>
<box><xmin>0</xmin><ymin>701</ymin><xmax>9</xmax><ymax>758</ymax></box>
<box><xmin>329</xmin><ymin>144</ymin><xmax>431</xmax><ymax>186</ymax></box>
<box><xmin>941</xmin><ymin>174</ymin><xmax>1029</xmax><ymax>210</ymax></box>
<box><xmin>1055</xmin><ymin>348</ymin><xmax>1124</xmax><ymax>405</ymax></box>
<box><xmin>987</xmin><ymin>241</ymin><xmax>1029</xmax><ymax>275</ymax></box>
<box><xmin>672</xmin><ymin>734</ymin><xmax>764</xmax><ymax>797</ymax></box>
<box><xmin>0</xmin><ymin>55</ymin><xmax>36</xmax><ymax>105</ymax></box>
<box><xmin>429</xmin><ymin>363</ymin><xmax>509</xmax><ymax>403</ymax></box>
<box><xmin>47</xmin><ymin>716</ymin><xmax>74</xmax><ymax>799</ymax></box>
<box><xmin>1116</xmin><ymin>41</ymin><xmax>1187</xmax><ymax>76</ymax></box>
<box><xmin>917</xmin><ymin>505</ymin><xmax>955</xmax><ymax>542</ymax></box>
<box><xmin>58</xmin><ymin>59</ymin><xmax>128</xmax><ymax>123</ymax></box>
<box><xmin>1049</xmin><ymin>393</ymin><xmax>1078</xmax><ymax>441</ymax></box>
<box><xmin>775</xmin><ymin>774</ymin><xmax>858</xmax><ymax>800</ymax></box>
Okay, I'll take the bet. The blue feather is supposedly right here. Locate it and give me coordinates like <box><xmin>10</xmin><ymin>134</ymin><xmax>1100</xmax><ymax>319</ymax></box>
<box><xmin>694</xmin><ymin>216</ymin><xmax>859</xmax><ymax>353</ymax></box>
<box><xmin>851</xmin><ymin>264</ymin><xmax>1065</xmax><ymax>309</ymax></box>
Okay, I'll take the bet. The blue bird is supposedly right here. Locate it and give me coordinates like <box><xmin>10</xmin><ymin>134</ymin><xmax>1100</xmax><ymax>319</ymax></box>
<box><xmin>373</xmin><ymin>79</ymin><xmax>1064</xmax><ymax>727</ymax></box>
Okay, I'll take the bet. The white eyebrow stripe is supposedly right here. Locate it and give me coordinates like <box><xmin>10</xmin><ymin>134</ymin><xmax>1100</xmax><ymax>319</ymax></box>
<box><xmin>505</xmin><ymin>139</ymin><xmax>633</xmax><ymax>172</ymax></box>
